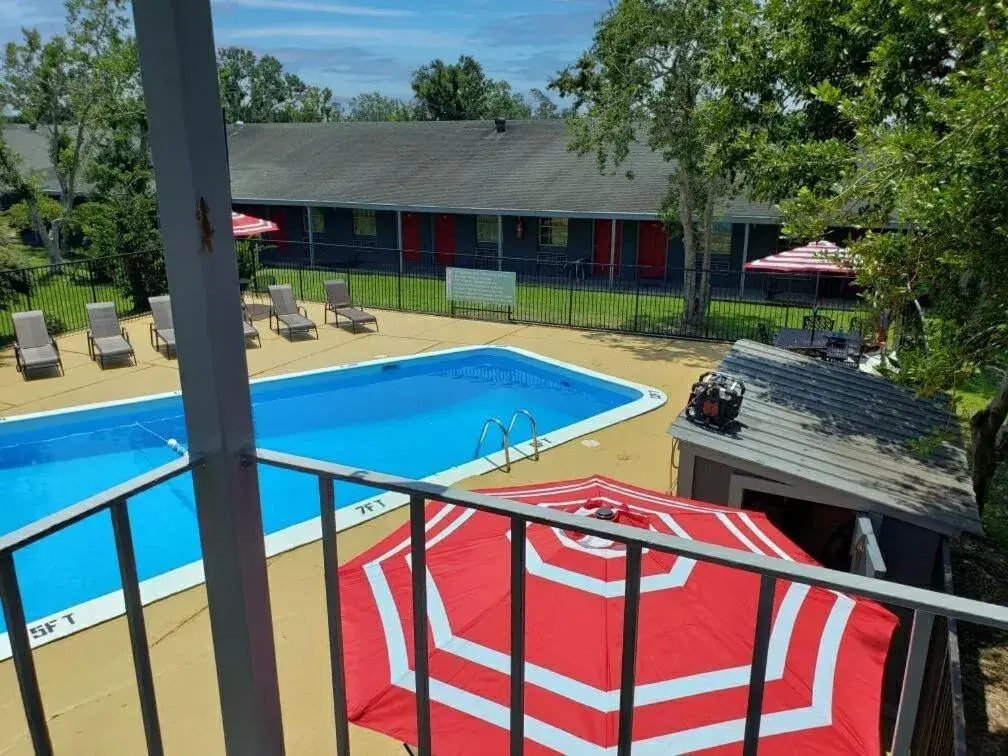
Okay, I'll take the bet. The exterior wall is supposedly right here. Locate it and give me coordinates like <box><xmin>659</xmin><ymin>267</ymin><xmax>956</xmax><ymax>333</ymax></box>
<box><xmin>501</xmin><ymin>215</ymin><xmax>538</xmax><ymax>273</ymax></box>
<box><xmin>690</xmin><ymin>455</ymin><xmax>733</xmax><ymax>504</ymax></box>
<box><xmin>619</xmin><ymin>221</ymin><xmax>639</xmax><ymax>281</ymax></box>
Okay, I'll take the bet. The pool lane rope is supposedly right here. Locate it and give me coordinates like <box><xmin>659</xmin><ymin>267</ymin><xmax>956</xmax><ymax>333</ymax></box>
<box><xmin>135</xmin><ymin>422</ymin><xmax>188</xmax><ymax>457</ymax></box>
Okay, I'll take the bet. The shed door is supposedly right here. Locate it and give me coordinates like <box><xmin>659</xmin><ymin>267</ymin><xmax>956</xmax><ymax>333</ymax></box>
<box><xmin>638</xmin><ymin>221</ymin><xmax>668</xmax><ymax>279</ymax></box>
<box><xmin>593</xmin><ymin>220</ymin><xmax>621</xmax><ymax>276</ymax></box>
<box><xmin>402</xmin><ymin>212</ymin><xmax>421</xmax><ymax>262</ymax></box>
<box><xmin>434</xmin><ymin>214</ymin><xmax>456</xmax><ymax>265</ymax></box>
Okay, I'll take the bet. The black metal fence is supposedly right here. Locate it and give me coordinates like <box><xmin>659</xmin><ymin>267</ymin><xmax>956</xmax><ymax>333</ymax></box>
<box><xmin>1</xmin><ymin>240</ymin><xmax>869</xmax><ymax>346</ymax></box>
<box><xmin>0</xmin><ymin>251</ymin><xmax>165</xmax><ymax>345</ymax></box>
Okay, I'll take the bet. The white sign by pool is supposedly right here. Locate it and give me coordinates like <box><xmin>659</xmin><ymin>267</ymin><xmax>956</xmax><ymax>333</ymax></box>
<box><xmin>446</xmin><ymin>267</ymin><xmax>517</xmax><ymax>308</ymax></box>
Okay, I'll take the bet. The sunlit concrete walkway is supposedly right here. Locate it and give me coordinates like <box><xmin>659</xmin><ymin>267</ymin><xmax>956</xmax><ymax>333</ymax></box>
<box><xmin>0</xmin><ymin>303</ymin><xmax>726</xmax><ymax>755</ymax></box>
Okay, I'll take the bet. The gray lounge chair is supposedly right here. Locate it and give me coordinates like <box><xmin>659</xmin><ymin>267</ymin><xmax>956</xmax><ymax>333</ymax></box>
<box><xmin>148</xmin><ymin>295</ymin><xmax>176</xmax><ymax>356</ymax></box>
<box><xmin>268</xmin><ymin>284</ymin><xmax>318</xmax><ymax>339</ymax></box>
<box><xmin>12</xmin><ymin>310</ymin><xmax>63</xmax><ymax>380</ymax></box>
<box><xmin>242</xmin><ymin>303</ymin><xmax>261</xmax><ymax>347</ymax></box>
<box><xmin>86</xmin><ymin>302</ymin><xmax>136</xmax><ymax>368</ymax></box>
<box><xmin>323</xmin><ymin>280</ymin><xmax>378</xmax><ymax>332</ymax></box>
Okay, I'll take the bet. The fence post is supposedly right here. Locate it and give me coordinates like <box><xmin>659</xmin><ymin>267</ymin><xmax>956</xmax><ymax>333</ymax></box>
<box><xmin>24</xmin><ymin>270</ymin><xmax>33</xmax><ymax>311</ymax></box>
<box><xmin>397</xmin><ymin>267</ymin><xmax>403</xmax><ymax>311</ymax></box>
<box><xmin>632</xmin><ymin>274</ymin><xmax>641</xmax><ymax>332</ymax></box>
<box><xmin>567</xmin><ymin>269</ymin><xmax>575</xmax><ymax>327</ymax></box>
<box><xmin>297</xmin><ymin>263</ymin><xmax>305</xmax><ymax>300</ymax></box>
<box><xmin>88</xmin><ymin>260</ymin><xmax>99</xmax><ymax>302</ymax></box>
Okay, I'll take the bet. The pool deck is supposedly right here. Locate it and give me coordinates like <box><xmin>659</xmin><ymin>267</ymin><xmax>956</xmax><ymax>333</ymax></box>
<box><xmin>0</xmin><ymin>303</ymin><xmax>726</xmax><ymax>755</ymax></box>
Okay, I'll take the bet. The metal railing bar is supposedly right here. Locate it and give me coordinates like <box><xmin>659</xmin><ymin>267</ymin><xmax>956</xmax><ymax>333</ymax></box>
<box><xmin>247</xmin><ymin>448</ymin><xmax>1008</xmax><ymax>631</ymax></box>
<box><xmin>891</xmin><ymin>610</ymin><xmax>936</xmax><ymax>756</ymax></box>
<box><xmin>410</xmin><ymin>494</ymin><xmax>432</xmax><ymax>756</ymax></box>
<box><xmin>616</xmin><ymin>544</ymin><xmax>643</xmax><ymax>756</ymax></box>
<box><xmin>0</xmin><ymin>552</ymin><xmax>53</xmax><ymax>756</ymax></box>
<box><xmin>742</xmin><ymin>575</ymin><xmax>777</xmax><ymax>756</ymax></box>
<box><xmin>318</xmin><ymin>476</ymin><xmax>351</xmax><ymax>756</ymax></box>
<box><xmin>110</xmin><ymin>497</ymin><xmax>164</xmax><ymax>756</ymax></box>
<box><xmin>509</xmin><ymin>517</ymin><xmax>527</xmax><ymax>756</ymax></box>
<box><xmin>0</xmin><ymin>456</ymin><xmax>201</xmax><ymax>556</ymax></box>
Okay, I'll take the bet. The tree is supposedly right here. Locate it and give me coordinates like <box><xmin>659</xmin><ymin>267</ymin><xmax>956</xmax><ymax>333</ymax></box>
<box><xmin>552</xmin><ymin>0</ymin><xmax>755</xmax><ymax>330</ymax></box>
<box><xmin>411</xmin><ymin>55</ymin><xmax>492</xmax><ymax>120</ymax></box>
<box><xmin>217</xmin><ymin>47</ymin><xmax>340</xmax><ymax>123</ymax></box>
<box><xmin>345</xmin><ymin>91</ymin><xmax>419</xmax><ymax>122</ymax></box>
<box><xmin>529</xmin><ymin>88</ymin><xmax>561</xmax><ymax>120</ymax></box>
<box><xmin>752</xmin><ymin>0</ymin><xmax>1008</xmax><ymax>512</ymax></box>
<box><xmin>484</xmin><ymin>80</ymin><xmax>531</xmax><ymax>120</ymax></box>
<box><xmin>0</xmin><ymin>0</ymin><xmax>134</xmax><ymax>264</ymax></box>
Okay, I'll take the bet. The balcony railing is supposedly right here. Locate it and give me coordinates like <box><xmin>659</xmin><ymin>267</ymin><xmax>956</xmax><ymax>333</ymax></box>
<box><xmin>2</xmin><ymin>448</ymin><xmax>1008</xmax><ymax>756</ymax></box>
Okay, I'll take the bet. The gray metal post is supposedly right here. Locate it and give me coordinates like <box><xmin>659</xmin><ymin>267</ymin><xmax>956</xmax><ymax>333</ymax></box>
<box><xmin>891</xmin><ymin>610</ymin><xmax>935</xmax><ymax>755</ymax></box>
<box><xmin>131</xmin><ymin>2</ymin><xmax>284</xmax><ymax>754</ymax></box>
<box><xmin>306</xmin><ymin>206</ymin><xmax>316</xmax><ymax>268</ymax></box>
<box><xmin>397</xmin><ymin>210</ymin><xmax>404</xmax><ymax>274</ymax></box>
<box><xmin>742</xmin><ymin>575</ymin><xmax>776</xmax><ymax>756</ymax></box>
<box><xmin>0</xmin><ymin>552</ymin><xmax>52</xmax><ymax>756</ymax></box>
<box><xmin>410</xmin><ymin>494</ymin><xmax>432</xmax><ymax>755</ymax></box>
<box><xmin>739</xmin><ymin>222</ymin><xmax>750</xmax><ymax>295</ymax></box>
<box><xmin>510</xmin><ymin>518</ymin><xmax>527</xmax><ymax>755</ymax></box>
<box><xmin>616</xmin><ymin>544</ymin><xmax>643</xmax><ymax>756</ymax></box>
<box><xmin>318</xmin><ymin>477</ymin><xmax>350</xmax><ymax>756</ymax></box>
<box><xmin>498</xmin><ymin>215</ymin><xmax>504</xmax><ymax>271</ymax></box>
<box><xmin>609</xmin><ymin>218</ymin><xmax>617</xmax><ymax>288</ymax></box>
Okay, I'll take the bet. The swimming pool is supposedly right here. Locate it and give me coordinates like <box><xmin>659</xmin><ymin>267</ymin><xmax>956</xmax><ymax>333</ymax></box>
<box><xmin>0</xmin><ymin>345</ymin><xmax>664</xmax><ymax>655</ymax></box>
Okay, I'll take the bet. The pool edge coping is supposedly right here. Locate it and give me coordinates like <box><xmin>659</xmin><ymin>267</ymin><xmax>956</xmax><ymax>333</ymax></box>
<box><xmin>0</xmin><ymin>344</ymin><xmax>667</xmax><ymax>659</ymax></box>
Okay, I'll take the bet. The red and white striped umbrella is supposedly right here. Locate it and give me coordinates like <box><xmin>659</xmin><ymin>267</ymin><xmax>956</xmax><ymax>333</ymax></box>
<box><xmin>339</xmin><ymin>476</ymin><xmax>896</xmax><ymax>755</ymax></box>
<box><xmin>231</xmin><ymin>211</ymin><xmax>278</xmax><ymax>237</ymax></box>
<box><xmin>744</xmin><ymin>241</ymin><xmax>853</xmax><ymax>275</ymax></box>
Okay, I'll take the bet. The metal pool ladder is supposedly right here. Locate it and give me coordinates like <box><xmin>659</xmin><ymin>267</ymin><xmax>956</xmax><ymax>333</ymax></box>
<box><xmin>474</xmin><ymin>410</ymin><xmax>541</xmax><ymax>473</ymax></box>
<box><xmin>507</xmin><ymin>409</ymin><xmax>540</xmax><ymax>462</ymax></box>
<box><xmin>475</xmin><ymin>418</ymin><xmax>511</xmax><ymax>472</ymax></box>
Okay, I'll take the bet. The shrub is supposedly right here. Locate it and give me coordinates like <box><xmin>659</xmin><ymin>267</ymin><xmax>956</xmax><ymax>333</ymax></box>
<box><xmin>0</xmin><ymin>246</ymin><xmax>32</xmax><ymax>307</ymax></box>
<box><xmin>43</xmin><ymin>311</ymin><xmax>64</xmax><ymax>335</ymax></box>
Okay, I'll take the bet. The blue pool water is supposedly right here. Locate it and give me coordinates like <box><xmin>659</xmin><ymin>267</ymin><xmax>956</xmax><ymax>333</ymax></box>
<box><xmin>0</xmin><ymin>347</ymin><xmax>646</xmax><ymax>633</ymax></box>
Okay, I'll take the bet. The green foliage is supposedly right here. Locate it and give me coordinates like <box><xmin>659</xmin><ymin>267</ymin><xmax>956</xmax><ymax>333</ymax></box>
<box><xmin>529</xmin><ymin>88</ymin><xmax>562</xmax><ymax>120</ymax></box>
<box><xmin>345</xmin><ymin>91</ymin><xmax>420</xmax><ymax>122</ymax></box>
<box><xmin>410</xmin><ymin>56</ymin><xmax>534</xmax><ymax>121</ymax></box>
<box><xmin>5</xmin><ymin>196</ymin><xmax>63</xmax><ymax>232</ymax></box>
<box><xmin>235</xmin><ymin>239</ymin><xmax>257</xmax><ymax>281</ymax></box>
<box><xmin>217</xmin><ymin>47</ymin><xmax>340</xmax><ymax>123</ymax></box>
<box><xmin>0</xmin><ymin>246</ymin><xmax>31</xmax><ymax>306</ymax></box>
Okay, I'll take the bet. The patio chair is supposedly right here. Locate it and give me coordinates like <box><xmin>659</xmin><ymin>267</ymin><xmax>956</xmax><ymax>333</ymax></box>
<box><xmin>323</xmin><ymin>280</ymin><xmax>378</xmax><ymax>332</ymax></box>
<box><xmin>823</xmin><ymin>336</ymin><xmax>850</xmax><ymax>365</ymax></box>
<box><xmin>267</xmin><ymin>284</ymin><xmax>318</xmax><ymax>339</ymax></box>
<box><xmin>148</xmin><ymin>295</ymin><xmax>176</xmax><ymax>357</ymax></box>
<box><xmin>86</xmin><ymin>302</ymin><xmax>136</xmax><ymax>368</ymax></box>
<box><xmin>242</xmin><ymin>303</ymin><xmax>261</xmax><ymax>347</ymax></box>
<box><xmin>802</xmin><ymin>313</ymin><xmax>835</xmax><ymax>332</ymax></box>
<box><xmin>12</xmin><ymin>310</ymin><xmax>63</xmax><ymax>380</ymax></box>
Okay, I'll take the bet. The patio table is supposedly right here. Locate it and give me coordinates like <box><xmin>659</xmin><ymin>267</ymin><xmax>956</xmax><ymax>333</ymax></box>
<box><xmin>773</xmin><ymin>327</ymin><xmax>861</xmax><ymax>356</ymax></box>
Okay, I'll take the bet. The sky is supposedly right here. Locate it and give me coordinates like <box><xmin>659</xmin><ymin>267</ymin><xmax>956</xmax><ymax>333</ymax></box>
<box><xmin>0</xmin><ymin>0</ymin><xmax>610</xmax><ymax>101</ymax></box>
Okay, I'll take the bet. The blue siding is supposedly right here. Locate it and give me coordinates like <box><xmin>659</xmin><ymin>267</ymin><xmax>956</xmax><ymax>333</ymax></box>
<box><xmin>455</xmin><ymin>214</ymin><xmax>480</xmax><ymax>268</ymax></box>
<box><xmin>567</xmin><ymin>219</ymin><xmax>592</xmax><ymax>265</ymax></box>
<box><xmin>619</xmin><ymin>221</ymin><xmax>638</xmax><ymax>281</ymax></box>
<box><xmin>502</xmin><ymin>215</ymin><xmax>538</xmax><ymax>273</ymax></box>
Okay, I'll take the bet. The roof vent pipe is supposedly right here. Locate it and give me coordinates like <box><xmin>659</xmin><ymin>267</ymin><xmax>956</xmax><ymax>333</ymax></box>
<box><xmin>494</xmin><ymin>117</ymin><xmax>506</xmax><ymax>133</ymax></box>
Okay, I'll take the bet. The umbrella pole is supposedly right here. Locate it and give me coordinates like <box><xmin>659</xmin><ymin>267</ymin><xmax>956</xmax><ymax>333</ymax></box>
<box><xmin>812</xmin><ymin>274</ymin><xmax>821</xmax><ymax>344</ymax></box>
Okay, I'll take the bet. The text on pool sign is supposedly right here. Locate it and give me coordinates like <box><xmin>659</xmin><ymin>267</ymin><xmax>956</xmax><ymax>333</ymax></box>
<box><xmin>446</xmin><ymin>268</ymin><xmax>517</xmax><ymax>308</ymax></box>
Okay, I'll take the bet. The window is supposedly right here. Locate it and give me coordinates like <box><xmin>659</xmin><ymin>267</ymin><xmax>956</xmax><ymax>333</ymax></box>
<box><xmin>708</xmin><ymin>221</ymin><xmax>733</xmax><ymax>256</ymax></box>
<box><xmin>353</xmin><ymin>209</ymin><xmax>377</xmax><ymax>238</ymax></box>
<box><xmin>302</xmin><ymin>207</ymin><xmax>326</xmax><ymax>234</ymax></box>
<box><xmin>476</xmin><ymin>215</ymin><xmax>498</xmax><ymax>246</ymax></box>
<box><xmin>539</xmin><ymin>217</ymin><xmax>568</xmax><ymax>247</ymax></box>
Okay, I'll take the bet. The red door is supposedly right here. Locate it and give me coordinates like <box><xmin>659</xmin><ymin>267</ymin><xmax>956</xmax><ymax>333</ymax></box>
<box><xmin>593</xmin><ymin>220</ymin><xmax>622</xmax><ymax>276</ymax></box>
<box><xmin>402</xmin><ymin>212</ymin><xmax>421</xmax><ymax>262</ymax></box>
<box><xmin>434</xmin><ymin>214</ymin><xmax>456</xmax><ymax>266</ymax></box>
<box><xmin>638</xmin><ymin>221</ymin><xmax>668</xmax><ymax>279</ymax></box>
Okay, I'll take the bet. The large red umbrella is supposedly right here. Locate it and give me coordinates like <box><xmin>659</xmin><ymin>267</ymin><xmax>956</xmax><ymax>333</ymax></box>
<box><xmin>339</xmin><ymin>476</ymin><xmax>896</xmax><ymax>755</ymax></box>
<box><xmin>231</xmin><ymin>210</ymin><xmax>279</xmax><ymax>237</ymax></box>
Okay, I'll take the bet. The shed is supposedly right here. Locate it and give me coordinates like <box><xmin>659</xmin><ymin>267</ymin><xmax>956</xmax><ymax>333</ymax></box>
<box><xmin>668</xmin><ymin>340</ymin><xmax>981</xmax><ymax>587</ymax></box>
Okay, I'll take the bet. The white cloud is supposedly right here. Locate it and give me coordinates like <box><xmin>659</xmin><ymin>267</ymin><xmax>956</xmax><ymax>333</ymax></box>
<box><xmin>213</xmin><ymin>0</ymin><xmax>412</xmax><ymax>17</ymax></box>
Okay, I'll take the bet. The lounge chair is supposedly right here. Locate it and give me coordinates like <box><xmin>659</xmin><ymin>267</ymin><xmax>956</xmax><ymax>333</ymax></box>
<box><xmin>242</xmin><ymin>303</ymin><xmax>261</xmax><ymax>347</ymax></box>
<box><xmin>12</xmin><ymin>310</ymin><xmax>63</xmax><ymax>380</ymax></box>
<box><xmin>323</xmin><ymin>280</ymin><xmax>378</xmax><ymax>332</ymax></box>
<box><xmin>86</xmin><ymin>302</ymin><xmax>136</xmax><ymax>368</ymax></box>
<box><xmin>268</xmin><ymin>284</ymin><xmax>318</xmax><ymax>339</ymax></box>
<box><xmin>148</xmin><ymin>295</ymin><xmax>176</xmax><ymax>357</ymax></box>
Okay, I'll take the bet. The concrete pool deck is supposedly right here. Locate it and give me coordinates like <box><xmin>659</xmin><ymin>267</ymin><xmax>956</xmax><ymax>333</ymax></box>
<box><xmin>0</xmin><ymin>303</ymin><xmax>726</xmax><ymax>755</ymax></box>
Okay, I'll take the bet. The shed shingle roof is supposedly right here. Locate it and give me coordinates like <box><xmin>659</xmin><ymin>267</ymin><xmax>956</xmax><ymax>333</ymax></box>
<box><xmin>3</xmin><ymin>121</ymin><xmax>780</xmax><ymax>221</ymax></box>
<box><xmin>668</xmin><ymin>340</ymin><xmax>981</xmax><ymax>536</ymax></box>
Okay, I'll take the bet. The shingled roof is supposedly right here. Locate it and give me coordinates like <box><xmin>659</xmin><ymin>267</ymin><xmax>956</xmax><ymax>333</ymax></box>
<box><xmin>3</xmin><ymin>120</ymin><xmax>779</xmax><ymax>221</ymax></box>
<box><xmin>668</xmin><ymin>340</ymin><xmax>981</xmax><ymax>537</ymax></box>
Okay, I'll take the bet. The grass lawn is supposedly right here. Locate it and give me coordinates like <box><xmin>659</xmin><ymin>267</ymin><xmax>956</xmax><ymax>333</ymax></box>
<box><xmin>258</xmin><ymin>265</ymin><xmax>865</xmax><ymax>342</ymax></box>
